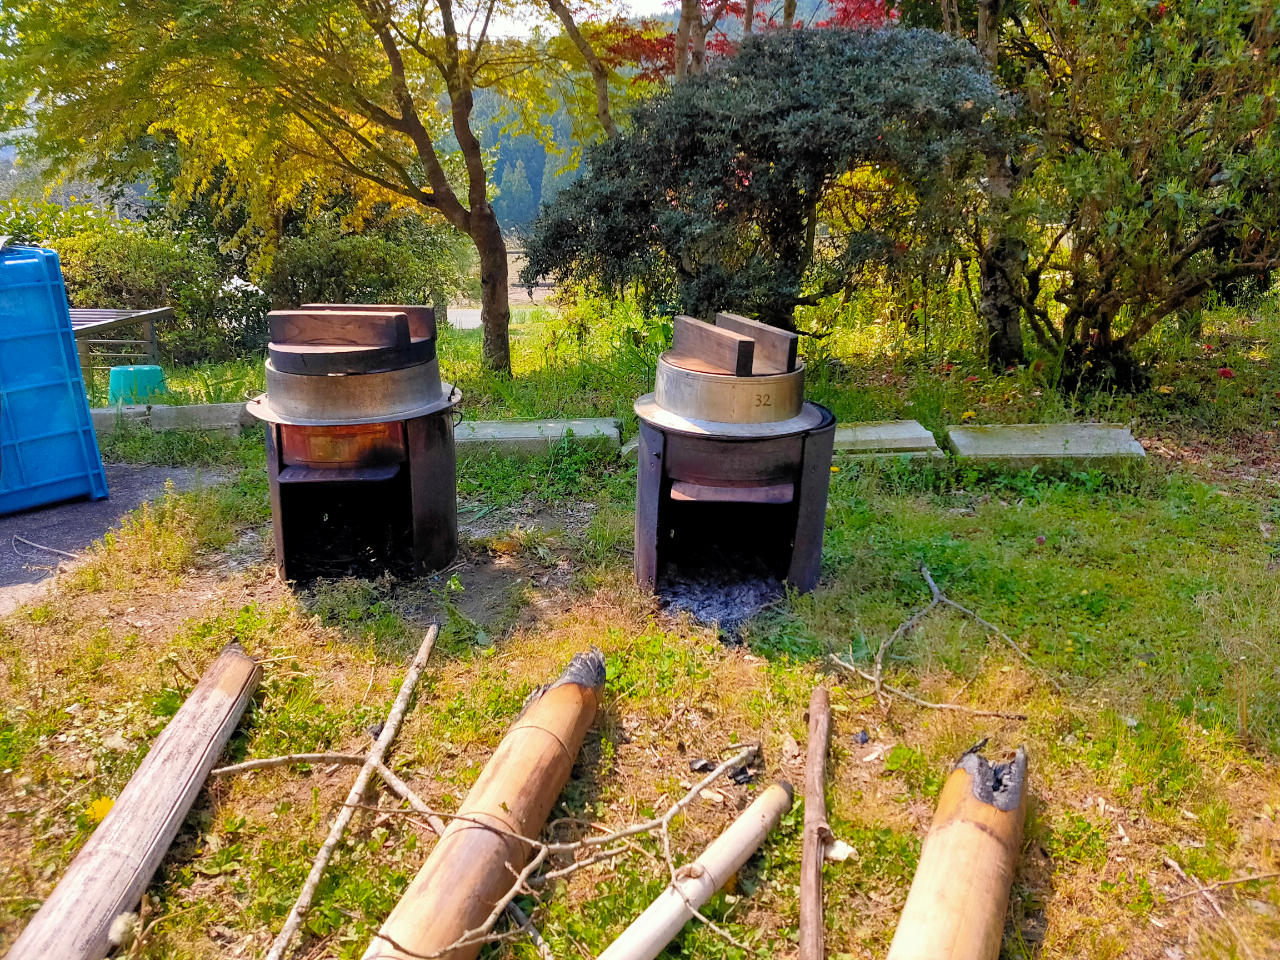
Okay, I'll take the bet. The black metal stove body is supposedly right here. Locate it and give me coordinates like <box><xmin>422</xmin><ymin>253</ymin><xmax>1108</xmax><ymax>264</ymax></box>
<box><xmin>633</xmin><ymin>313</ymin><xmax>836</xmax><ymax>594</ymax></box>
<box><xmin>247</xmin><ymin>305</ymin><xmax>460</xmax><ymax>582</ymax></box>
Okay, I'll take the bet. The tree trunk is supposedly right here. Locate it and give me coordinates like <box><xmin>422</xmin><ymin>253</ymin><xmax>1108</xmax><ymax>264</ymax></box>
<box><xmin>545</xmin><ymin>0</ymin><xmax>617</xmax><ymax>137</ymax></box>
<box><xmin>472</xmin><ymin>206</ymin><xmax>511</xmax><ymax>374</ymax></box>
<box><xmin>783</xmin><ymin>0</ymin><xmax>797</xmax><ymax>28</ymax></box>
<box><xmin>980</xmin><ymin>235</ymin><xmax>1025</xmax><ymax>370</ymax></box>
<box><xmin>743</xmin><ymin>0</ymin><xmax>755</xmax><ymax>34</ymax></box>
<box><xmin>975</xmin><ymin>0</ymin><xmax>1025</xmax><ymax>371</ymax></box>
<box><xmin>674</xmin><ymin>0</ymin><xmax>697</xmax><ymax>79</ymax></box>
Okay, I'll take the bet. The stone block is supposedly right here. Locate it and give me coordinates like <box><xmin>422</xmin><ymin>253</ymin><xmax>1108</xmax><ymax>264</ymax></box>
<box><xmin>833</xmin><ymin>420</ymin><xmax>944</xmax><ymax>460</ymax></box>
<box><xmin>455</xmin><ymin>418</ymin><xmax>622</xmax><ymax>461</ymax></box>
<box><xmin>90</xmin><ymin>405</ymin><xmax>151</xmax><ymax>434</ymax></box>
<box><xmin>149</xmin><ymin>402</ymin><xmax>250</xmax><ymax>437</ymax></box>
<box><xmin>945</xmin><ymin>423</ymin><xmax>1145</xmax><ymax>472</ymax></box>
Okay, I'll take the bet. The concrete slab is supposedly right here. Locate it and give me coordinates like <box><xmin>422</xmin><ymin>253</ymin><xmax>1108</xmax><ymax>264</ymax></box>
<box><xmin>833</xmin><ymin>420</ymin><xmax>944</xmax><ymax>460</ymax></box>
<box><xmin>0</xmin><ymin>465</ymin><xmax>228</xmax><ymax>615</ymax></box>
<box><xmin>90</xmin><ymin>405</ymin><xmax>151</xmax><ymax>433</ymax></box>
<box><xmin>945</xmin><ymin>423</ymin><xmax>1146</xmax><ymax>471</ymax></box>
<box><xmin>150</xmin><ymin>402</ymin><xmax>253</xmax><ymax>437</ymax></box>
<box><xmin>455</xmin><ymin>418</ymin><xmax>622</xmax><ymax>461</ymax></box>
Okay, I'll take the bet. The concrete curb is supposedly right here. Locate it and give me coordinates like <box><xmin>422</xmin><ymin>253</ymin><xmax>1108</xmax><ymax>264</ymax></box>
<box><xmin>455</xmin><ymin>418</ymin><xmax>622</xmax><ymax>460</ymax></box>
<box><xmin>944</xmin><ymin>422</ymin><xmax>1145</xmax><ymax>472</ymax></box>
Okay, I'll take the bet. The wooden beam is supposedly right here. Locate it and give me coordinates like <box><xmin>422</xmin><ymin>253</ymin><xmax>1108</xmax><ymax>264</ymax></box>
<box><xmin>886</xmin><ymin>746</ymin><xmax>1028</xmax><ymax>960</ymax></box>
<box><xmin>716</xmin><ymin>312</ymin><xmax>798</xmax><ymax>374</ymax></box>
<box><xmin>269</xmin><ymin>310</ymin><xmax>411</xmax><ymax>348</ymax></box>
<box><xmin>799</xmin><ymin>687</ymin><xmax>832</xmax><ymax>960</ymax></box>
<box><xmin>361</xmin><ymin>650</ymin><xmax>607</xmax><ymax>960</ymax></box>
<box><xmin>597</xmin><ymin>782</ymin><xmax>794</xmax><ymax>960</ymax></box>
<box><xmin>670</xmin><ymin>315</ymin><xmax>754</xmax><ymax>377</ymax></box>
<box><xmin>303</xmin><ymin>304</ymin><xmax>436</xmax><ymax>341</ymax></box>
<box><xmin>7</xmin><ymin>644</ymin><xmax>262</xmax><ymax>960</ymax></box>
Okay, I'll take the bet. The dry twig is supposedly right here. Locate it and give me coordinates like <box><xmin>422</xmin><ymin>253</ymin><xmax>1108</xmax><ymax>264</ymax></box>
<box><xmin>1165</xmin><ymin>856</ymin><xmax>1258</xmax><ymax>960</ymax></box>
<box><xmin>264</xmin><ymin>625</ymin><xmax>438</xmax><ymax>960</ymax></box>
<box><xmin>209</xmin><ymin>753</ymin><xmax>366</xmax><ymax>777</ymax></box>
<box><xmin>1165</xmin><ymin>870</ymin><xmax>1280</xmax><ymax>903</ymax></box>
<box><xmin>829</xmin><ymin>565</ymin><xmax>1044</xmax><ymax>720</ymax></box>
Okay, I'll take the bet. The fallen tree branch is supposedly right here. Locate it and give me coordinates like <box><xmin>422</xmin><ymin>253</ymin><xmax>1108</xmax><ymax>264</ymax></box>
<box><xmin>210</xmin><ymin>753</ymin><xmax>366</xmax><ymax>777</ymax></box>
<box><xmin>505</xmin><ymin>901</ymin><xmax>553</xmax><ymax>960</ymax></box>
<box><xmin>829</xmin><ymin>659</ymin><xmax>1028</xmax><ymax>720</ymax></box>
<box><xmin>920</xmin><ymin>568</ymin><xmax>1065</xmax><ymax>692</ymax></box>
<box><xmin>1165</xmin><ymin>856</ymin><xmax>1257</xmax><ymax>960</ymax></box>
<box><xmin>831</xmin><ymin>565</ymin><xmax>1043</xmax><ymax>720</ymax></box>
<box><xmin>265</xmin><ymin>624</ymin><xmax>439</xmax><ymax>960</ymax></box>
<box><xmin>1164</xmin><ymin>870</ymin><xmax>1280</xmax><ymax>903</ymax></box>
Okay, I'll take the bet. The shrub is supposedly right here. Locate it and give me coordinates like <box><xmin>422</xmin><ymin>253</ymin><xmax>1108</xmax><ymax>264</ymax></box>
<box><xmin>262</xmin><ymin>226</ymin><xmax>466</xmax><ymax>308</ymax></box>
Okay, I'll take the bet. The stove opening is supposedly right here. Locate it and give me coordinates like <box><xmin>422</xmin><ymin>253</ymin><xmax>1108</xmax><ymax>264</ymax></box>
<box><xmin>659</xmin><ymin>497</ymin><xmax>800</xmax><ymax>584</ymax></box>
<box><xmin>278</xmin><ymin>469</ymin><xmax>415</xmax><ymax>581</ymax></box>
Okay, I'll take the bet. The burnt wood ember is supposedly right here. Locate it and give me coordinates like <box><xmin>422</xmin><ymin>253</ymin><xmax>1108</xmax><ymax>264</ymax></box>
<box><xmin>249</xmin><ymin>305</ymin><xmax>459</xmax><ymax>583</ymax></box>
<box><xmin>634</xmin><ymin>311</ymin><xmax>835</xmax><ymax>599</ymax></box>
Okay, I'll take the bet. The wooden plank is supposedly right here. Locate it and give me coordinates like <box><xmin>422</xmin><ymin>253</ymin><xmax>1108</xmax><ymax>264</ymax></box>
<box><xmin>303</xmin><ymin>303</ymin><xmax>436</xmax><ymax>341</ymax></box>
<box><xmin>269</xmin><ymin>310</ymin><xmax>411</xmax><ymax>348</ymax></box>
<box><xmin>669</xmin><ymin>480</ymin><xmax>794</xmax><ymax>504</ymax></box>
<box><xmin>69</xmin><ymin>307</ymin><xmax>174</xmax><ymax>335</ymax></box>
<box><xmin>268</xmin><ymin>338</ymin><xmax>435</xmax><ymax>375</ymax></box>
<box><xmin>6</xmin><ymin>645</ymin><xmax>262</xmax><ymax>960</ymax></box>
<box><xmin>716</xmin><ymin>312</ymin><xmax>798</xmax><ymax>374</ymax></box>
<box><xmin>671</xmin><ymin>315</ymin><xmax>754</xmax><ymax>377</ymax></box>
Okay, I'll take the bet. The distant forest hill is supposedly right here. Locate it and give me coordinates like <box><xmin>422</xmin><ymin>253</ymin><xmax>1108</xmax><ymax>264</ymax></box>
<box><xmin>483</xmin><ymin>0</ymin><xmax>868</xmax><ymax>235</ymax></box>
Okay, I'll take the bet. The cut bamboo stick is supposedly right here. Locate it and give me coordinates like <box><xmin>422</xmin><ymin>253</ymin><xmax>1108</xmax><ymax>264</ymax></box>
<box><xmin>362</xmin><ymin>649</ymin><xmax>608</xmax><ymax>960</ymax></box>
<box><xmin>597</xmin><ymin>781</ymin><xmax>795</xmax><ymax>960</ymax></box>
<box><xmin>7</xmin><ymin>643</ymin><xmax>262</xmax><ymax>960</ymax></box>
<box><xmin>885</xmin><ymin>745</ymin><xmax>1028</xmax><ymax>960</ymax></box>
<box><xmin>799</xmin><ymin>687</ymin><xmax>832</xmax><ymax>960</ymax></box>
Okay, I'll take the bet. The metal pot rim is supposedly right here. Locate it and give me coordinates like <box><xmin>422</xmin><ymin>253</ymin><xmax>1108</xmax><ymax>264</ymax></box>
<box><xmin>634</xmin><ymin>395</ymin><xmax>831</xmax><ymax>438</ymax></box>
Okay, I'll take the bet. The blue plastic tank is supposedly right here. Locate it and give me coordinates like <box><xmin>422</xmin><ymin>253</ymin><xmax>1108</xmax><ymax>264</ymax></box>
<box><xmin>0</xmin><ymin>241</ymin><xmax>108</xmax><ymax>515</ymax></box>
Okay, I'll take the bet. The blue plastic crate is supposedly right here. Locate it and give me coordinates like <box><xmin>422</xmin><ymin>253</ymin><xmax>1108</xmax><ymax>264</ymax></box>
<box><xmin>0</xmin><ymin>242</ymin><xmax>108</xmax><ymax>515</ymax></box>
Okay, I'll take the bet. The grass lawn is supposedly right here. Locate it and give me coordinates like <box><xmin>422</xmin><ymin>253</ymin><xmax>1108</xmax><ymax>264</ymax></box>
<box><xmin>4</xmin><ymin>294</ymin><xmax>1280</xmax><ymax>958</ymax></box>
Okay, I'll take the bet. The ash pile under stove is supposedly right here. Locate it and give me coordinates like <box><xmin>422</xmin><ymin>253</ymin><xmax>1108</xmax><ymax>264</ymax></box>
<box><xmin>247</xmin><ymin>304</ymin><xmax>460</xmax><ymax>582</ymax></box>
<box><xmin>635</xmin><ymin>313</ymin><xmax>836</xmax><ymax>596</ymax></box>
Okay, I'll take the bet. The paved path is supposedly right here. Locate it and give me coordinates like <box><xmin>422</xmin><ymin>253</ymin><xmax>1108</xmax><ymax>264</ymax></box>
<box><xmin>0</xmin><ymin>465</ymin><xmax>225</xmax><ymax>615</ymax></box>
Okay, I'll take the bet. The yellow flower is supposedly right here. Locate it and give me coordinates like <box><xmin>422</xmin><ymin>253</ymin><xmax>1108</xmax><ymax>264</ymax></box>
<box><xmin>86</xmin><ymin>796</ymin><xmax>114</xmax><ymax>823</ymax></box>
<box><xmin>961</xmin><ymin>411</ymin><xmax>977</xmax><ymax>420</ymax></box>
<box><xmin>830</xmin><ymin>466</ymin><xmax>840</xmax><ymax>473</ymax></box>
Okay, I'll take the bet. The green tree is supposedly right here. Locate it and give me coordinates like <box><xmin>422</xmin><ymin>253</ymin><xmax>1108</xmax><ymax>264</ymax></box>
<box><xmin>494</xmin><ymin>160</ymin><xmax>537</xmax><ymax>231</ymax></box>
<box><xmin>0</xmin><ymin>0</ymin><xmax>630</xmax><ymax>374</ymax></box>
<box><xmin>983</xmin><ymin>0</ymin><xmax>1280</xmax><ymax>387</ymax></box>
<box><xmin>523</xmin><ymin>28</ymin><xmax>1005</xmax><ymax>325</ymax></box>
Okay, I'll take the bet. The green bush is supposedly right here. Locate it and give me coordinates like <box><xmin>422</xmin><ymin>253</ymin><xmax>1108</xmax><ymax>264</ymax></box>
<box><xmin>262</xmin><ymin>226</ymin><xmax>467</xmax><ymax>308</ymax></box>
<box><xmin>54</xmin><ymin>229</ymin><xmax>271</xmax><ymax>363</ymax></box>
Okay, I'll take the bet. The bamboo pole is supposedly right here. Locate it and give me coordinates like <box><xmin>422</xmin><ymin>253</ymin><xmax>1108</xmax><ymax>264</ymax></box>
<box><xmin>597</xmin><ymin>781</ymin><xmax>795</xmax><ymax>960</ymax></box>
<box><xmin>799</xmin><ymin>687</ymin><xmax>832</xmax><ymax>960</ymax></box>
<box><xmin>362</xmin><ymin>649</ymin><xmax>608</xmax><ymax>960</ymax></box>
<box><xmin>886</xmin><ymin>745</ymin><xmax>1028</xmax><ymax>960</ymax></box>
<box><xmin>7</xmin><ymin>643</ymin><xmax>262</xmax><ymax>960</ymax></box>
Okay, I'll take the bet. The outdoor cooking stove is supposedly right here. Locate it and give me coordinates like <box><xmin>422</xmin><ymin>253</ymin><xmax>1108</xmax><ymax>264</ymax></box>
<box><xmin>247</xmin><ymin>304</ymin><xmax>460</xmax><ymax>581</ymax></box>
<box><xmin>635</xmin><ymin>313</ymin><xmax>836</xmax><ymax>600</ymax></box>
